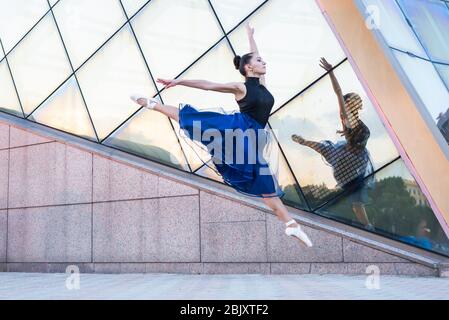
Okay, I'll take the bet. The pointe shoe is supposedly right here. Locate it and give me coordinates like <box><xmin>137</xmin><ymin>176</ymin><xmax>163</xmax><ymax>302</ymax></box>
<box><xmin>285</xmin><ymin>219</ymin><xmax>313</xmax><ymax>247</ymax></box>
<box><xmin>130</xmin><ymin>94</ymin><xmax>159</xmax><ymax>109</ymax></box>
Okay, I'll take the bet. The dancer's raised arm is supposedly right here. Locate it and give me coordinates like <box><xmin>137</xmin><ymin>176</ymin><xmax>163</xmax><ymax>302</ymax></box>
<box><xmin>246</xmin><ymin>24</ymin><xmax>266</xmax><ymax>86</ymax></box>
<box><xmin>157</xmin><ymin>78</ymin><xmax>245</xmax><ymax>97</ymax></box>
<box><xmin>319</xmin><ymin>58</ymin><xmax>352</xmax><ymax>133</ymax></box>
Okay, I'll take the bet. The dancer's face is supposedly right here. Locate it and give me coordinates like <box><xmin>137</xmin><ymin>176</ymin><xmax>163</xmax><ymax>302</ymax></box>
<box><xmin>246</xmin><ymin>54</ymin><xmax>266</xmax><ymax>76</ymax></box>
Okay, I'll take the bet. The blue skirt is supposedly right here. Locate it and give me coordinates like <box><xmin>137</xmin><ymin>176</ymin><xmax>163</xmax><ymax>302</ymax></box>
<box><xmin>178</xmin><ymin>103</ymin><xmax>285</xmax><ymax>199</ymax></box>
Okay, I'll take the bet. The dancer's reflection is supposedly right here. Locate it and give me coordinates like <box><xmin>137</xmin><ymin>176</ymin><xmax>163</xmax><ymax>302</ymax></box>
<box><xmin>291</xmin><ymin>57</ymin><xmax>374</xmax><ymax>230</ymax></box>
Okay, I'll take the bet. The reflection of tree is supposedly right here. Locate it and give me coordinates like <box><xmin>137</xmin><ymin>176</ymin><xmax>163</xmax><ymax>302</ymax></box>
<box><xmin>301</xmin><ymin>183</ymin><xmax>341</xmax><ymax>208</ymax></box>
<box><xmin>366</xmin><ymin>177</ymin><xmax>435</xmax><ymax>236</ymax></box>
<box><xmin>108</xmin><ymin>137</ymin><xmax>185</xmax><ymax>170</ymax></box>
<box><xmin>281</xmin><ymin>183</ymin><xmax>307</xmax><ymax>206</ymax></box>
<box><xmin>324</xmin><ymin>176</ymin><xmax>449</xmax><ymax>254</ymax></box>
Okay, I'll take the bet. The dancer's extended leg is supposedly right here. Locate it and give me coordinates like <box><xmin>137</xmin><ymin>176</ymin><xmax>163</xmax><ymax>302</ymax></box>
<box><xmin>262</xmin><ymin>195</ymin><xmax>313</xmax><ymax>247</ymax></box>
<box><xmin>133</xmin><ymin>97</ymin><xmax>180</xmax><ymax>122</ymax></box>
<box><xmin>262</xmin><ymin>195</ymin><xmax>293</xmax><ymax>224</ymax></box>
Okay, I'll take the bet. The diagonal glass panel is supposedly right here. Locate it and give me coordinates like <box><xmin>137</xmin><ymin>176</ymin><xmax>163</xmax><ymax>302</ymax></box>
<box><xmin>6</xmin><ymin>12</ymin><xmax>72</xmax><ymax>116</ymax></box>
<box><xmin>49</xmin><ymin>0</ymin><xmax>59</xmax><ymax>6</ymax></box>
<box><xmin>76</xmin><ymin>24</ymin><xmax>156</xmax><ymax>140</ymax></box>
<box><xmin>269</xmin><ymin>61</ymin><xmax>399</xmax><ymax>209</ymax></box>
<box><xmin>393</xmin><ymin>50</ymin><xmax>449</xmax><ymax>122</ymax></box>
<box><xmin>275</xmin><ymin>145</ymin><xmax>307</xmax><ymax>209</ymax></box>
<box><xmin>121</xmin><ymin>0</ymin><xmax>148</xmax><ymax>17</ymax></box>
<box><xmin>130</xmin><ymin>0</ymin><xmax>223</xmax><ymax>90</ymax></box>
<box><xmin>318</xmin><ymin>158</ymin><xmax>449</xmax><ymax>257</ymax></box>
<box><xmin>195</xmin><ymin>160</ymin><xmax>224</xmax><ymax>183</ymax></box>
<box><xmin>103</xmin><ymin>106</ymin><xmax>189</xmax><ymax>171</ymax></box>
<box><xmin>397</xmin><ymin>0</ymin><xmax>449</xmax><ymax>63</ymax></box>
<box><xmin>228</xmin><ymin>0</ymin><xmax>346</xmax><ymax>112</ymax></box>
<box><xmin>209</xmin><ymin>0</ymin><xmax>266</xmax><ymax>32</ymax></box>
<box><xmin>0</xmin><ymin>59</ymin><xmax>22</xmax><ymax>116</ymax></box>
<box><xmin>28</xmin><ymin>76</ymin><xmax>97</xmax><ymax>141</ymax></box>
<box><xmin>161</xmin><ymin>39</ymin><xmax>241</xmax><ymax>112</ymax></box>
<box><xmin>361</xmin><ymin>0</ymin><xmax>426</xmax><ymax>55</ymax></box>
<box><xmin>436</xmin><ymin>64</ymin><xmax>449</xmax><ymax>93</ymax></box>
<box><xmin>0</xmin><ymin>0</ymin><xmax>49</xmax><ymax>54</ymax></box>
<box><xmin>52</xmin><ymin>0</ymin><xmax>127</xmax><ymax>69</ymax></box>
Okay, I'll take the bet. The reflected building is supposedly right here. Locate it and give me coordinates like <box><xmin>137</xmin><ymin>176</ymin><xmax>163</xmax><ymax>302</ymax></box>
<box><xmin>404</xmin><ymin>180</ymin><xmax>429</xmax><ymax>207</ymax></box>
<box><xmin>437</xmin><ymin>108</ymin><xmax>449</xmax><ymax>144</ymax></box>
<box><xmin>0</xmin><ymin>0</ymin><xmax>448</xmax><ymax>258</ymax></box>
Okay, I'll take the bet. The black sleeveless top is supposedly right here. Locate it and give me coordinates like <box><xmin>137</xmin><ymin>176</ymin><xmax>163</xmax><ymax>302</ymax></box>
<box><xmin>237</xmin><ymin>77</ymin><xmax>275</xmax><ymax>127</ymax></box>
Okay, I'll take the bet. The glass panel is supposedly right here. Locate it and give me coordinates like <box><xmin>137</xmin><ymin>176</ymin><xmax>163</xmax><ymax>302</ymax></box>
<box><xmin>49</xmin><ymin>0</ymin><xmax>59</xmax><ymax>7</ymax></box>
<box><xmin>361</xmin><ymin>0</ymin><xmax>426</xmax><ymax>55</ymax></box>
<box><xmin>0</xmin><ymin>59</ymin><xmax>23</xmax><ymax>116</ymax></box>
<box><xmin>393</xmin><ymin>50</ymin><xmax>449</xmax><ymax>123</ymax></box>
<box><xmin>130</xmin><ymin>0</ymin><xmax>223</xmax><ymax>90</ymax></box>
<box><xmin>103</xmin><ymin>106</ymin><xmax>189</xmax><ymax>171</ymax></box>
<box><xmin>318</xmin><ymin>159</ymin><xmax>449</xmax><ymax>257</ymax></box>
<box><xmin>397</xmin><ymin>0</ymin><xmax>449</xmax><ymax>63</ymax></box>
<box><xmin>0</xmin><ymin>0</ymin><xmax>49</xmax><ymax>53</ymax></box>
<box><xmin>121</xmin><ymin>0</ymin><xmax>148</xmax><ymax>17</ymax></box>
<box><xmin>161</xmin><ymin>39</ymin><xmax>241</xmax><ymax>112</ymax></box>
<box><xmin>276</xmin><ymin>148</ymin><xmax>307</xmax><ymax>209</ymax></box>
<box><xmin>209</xmin><ymin>0</ymin><xmax>266</xmax><ymax>32</ymax></box>
<box><xmin>76</xmin><ymin>24</ymin><xmax>156</xmax><ymax>140</ymax></box>
<box><xmin>28</xmin><ymin>76</ymin><xmax>97</xmax><ymax>141</ymax></box>
<box><xmin>6</xmin><ymin>12</ymin><xmax>72</xmax><ymax>115</ymax></box>
<box><xmin>269</xmin><ymin>61</ymin><xmax>399</xmax><ymax>209</ymax></box>
<box><xmin>195</xmin><ymin>160</ymin><xmax>224</xmax><ymax>183</ymax></box>
<box><xmin>228</xmin><ymin>0</ymin><xmax>346</xmax><ymax>112</ymax></box>
<box><xmin>52</xmin><ymin>0</ymin><xmax>127</xmax><ymax>69</ymax></box>
<box><xmin>436</xmin><ymin>64</ymin><xmax>449</xmax><ymax>90</ymax></box>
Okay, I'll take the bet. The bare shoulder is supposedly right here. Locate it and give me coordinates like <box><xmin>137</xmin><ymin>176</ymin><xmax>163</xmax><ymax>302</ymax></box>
<box><xmin>234</xmin><ymin>82</ymin><xmax>246</xmax><ymax>101</ymax></box>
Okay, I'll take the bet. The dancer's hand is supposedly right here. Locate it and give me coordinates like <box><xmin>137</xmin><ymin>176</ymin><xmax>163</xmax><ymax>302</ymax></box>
<box><xmin>319</xmin><ymin>57</ymin><xmax>333</xmax><ymax>71</ymax></box>
<box><xmin>246</xmin><ymin>23</ymin><xmax>255</xmax><ymax>37</ymax></box>
<box><xmin>157</xmin><ymin>78</ymin><xmax>180</xmax><ymax>89</ymax></box>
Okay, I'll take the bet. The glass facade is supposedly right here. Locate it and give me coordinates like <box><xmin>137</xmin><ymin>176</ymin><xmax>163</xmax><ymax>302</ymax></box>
<box><xmin>360</xmin><ymin>0</ymin><xmax>449</xmax><ymax>146</ymax></box>
<box><xmin>0</xmin><ymin>0</ymin><xmax>447</xmax><ymax>256</ymax></box>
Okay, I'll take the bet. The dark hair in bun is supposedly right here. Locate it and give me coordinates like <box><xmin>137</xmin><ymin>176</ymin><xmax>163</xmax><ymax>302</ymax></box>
<box><xmin>233</xmin><ymin>53</ymin><xmax>253</xmax><ymax>77</ymax></box>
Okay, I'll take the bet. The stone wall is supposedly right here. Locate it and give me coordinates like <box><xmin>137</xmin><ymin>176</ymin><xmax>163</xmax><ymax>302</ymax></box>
<box><xmin>0</xmin><ymin>122</ymin><xmax>441</xmax><ymax>276</ymax></box>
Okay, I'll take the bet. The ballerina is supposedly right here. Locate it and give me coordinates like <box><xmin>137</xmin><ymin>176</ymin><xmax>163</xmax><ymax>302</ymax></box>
<box><xmin>130</xmin><ymin>24</ymin><xmax>312</xmax><ymax>247</ymax></box>
<box><xmin>292</xmin><ymin>57</ymin><xmax>374</xmax><ymax>230</ymax></box>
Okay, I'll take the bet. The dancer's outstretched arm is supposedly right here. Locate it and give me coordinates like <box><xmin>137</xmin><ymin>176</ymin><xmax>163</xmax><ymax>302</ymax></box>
<box><xmin>246</xmin><ymin>24</ymin><xmax>266</xmax><ymax>86</ymax></box>
<box><xmin>157</xmin><ymin>78</ymin><xmax>245</xmax><ymax>99</ymax></box>
<box><xmin>319</xmin><ymin>58</ymin><xmax>352</xmax><ymax>134</ymax></box>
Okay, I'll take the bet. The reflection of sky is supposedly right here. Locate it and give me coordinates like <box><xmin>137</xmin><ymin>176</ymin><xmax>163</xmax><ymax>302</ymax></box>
<box><xmin>76</xmin><ymin>24</ymin><xmax>156</xmax><ymax>140</ymax></box>
<box><xmin>131</xmin><ymin>0</ymin><xmax>223</xmax><ymax>91</ymax></box>
<box><xmin>0</xmin><ymin>60</ymin><xmax>22</xmax><ymax>115</ymax></box>
<box><xmin>270</xmin><ymin>61</ymin><xmax>399</xmax><ymax>188</ymax></box>
<box><xmin>376</xmin><ymin>158</ymin><xmax>413</xmax><ymax>181</ymax></box>
<box><xmin>361</xmin><ymin>0</ymin><xmax>449</xmax><ymax>124</ymax></box>
<box><xmin>228</xmin><ymin>0</ymin><xmax>346</xmax><ymax>112</ymax></box>
<box><xmin>105</xmin><ymin>108</ymin><xmax>189</xmax><ymax>171</ymax></box>
<box><xmin>0</xmin><ymin>0</ymin><xmax>49</xmax><ymax>54</ymax></box>
<box><xmin>30</xmin><ymin>76</ymin><xmax>96</xmax><ymax>140</ymax></box>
